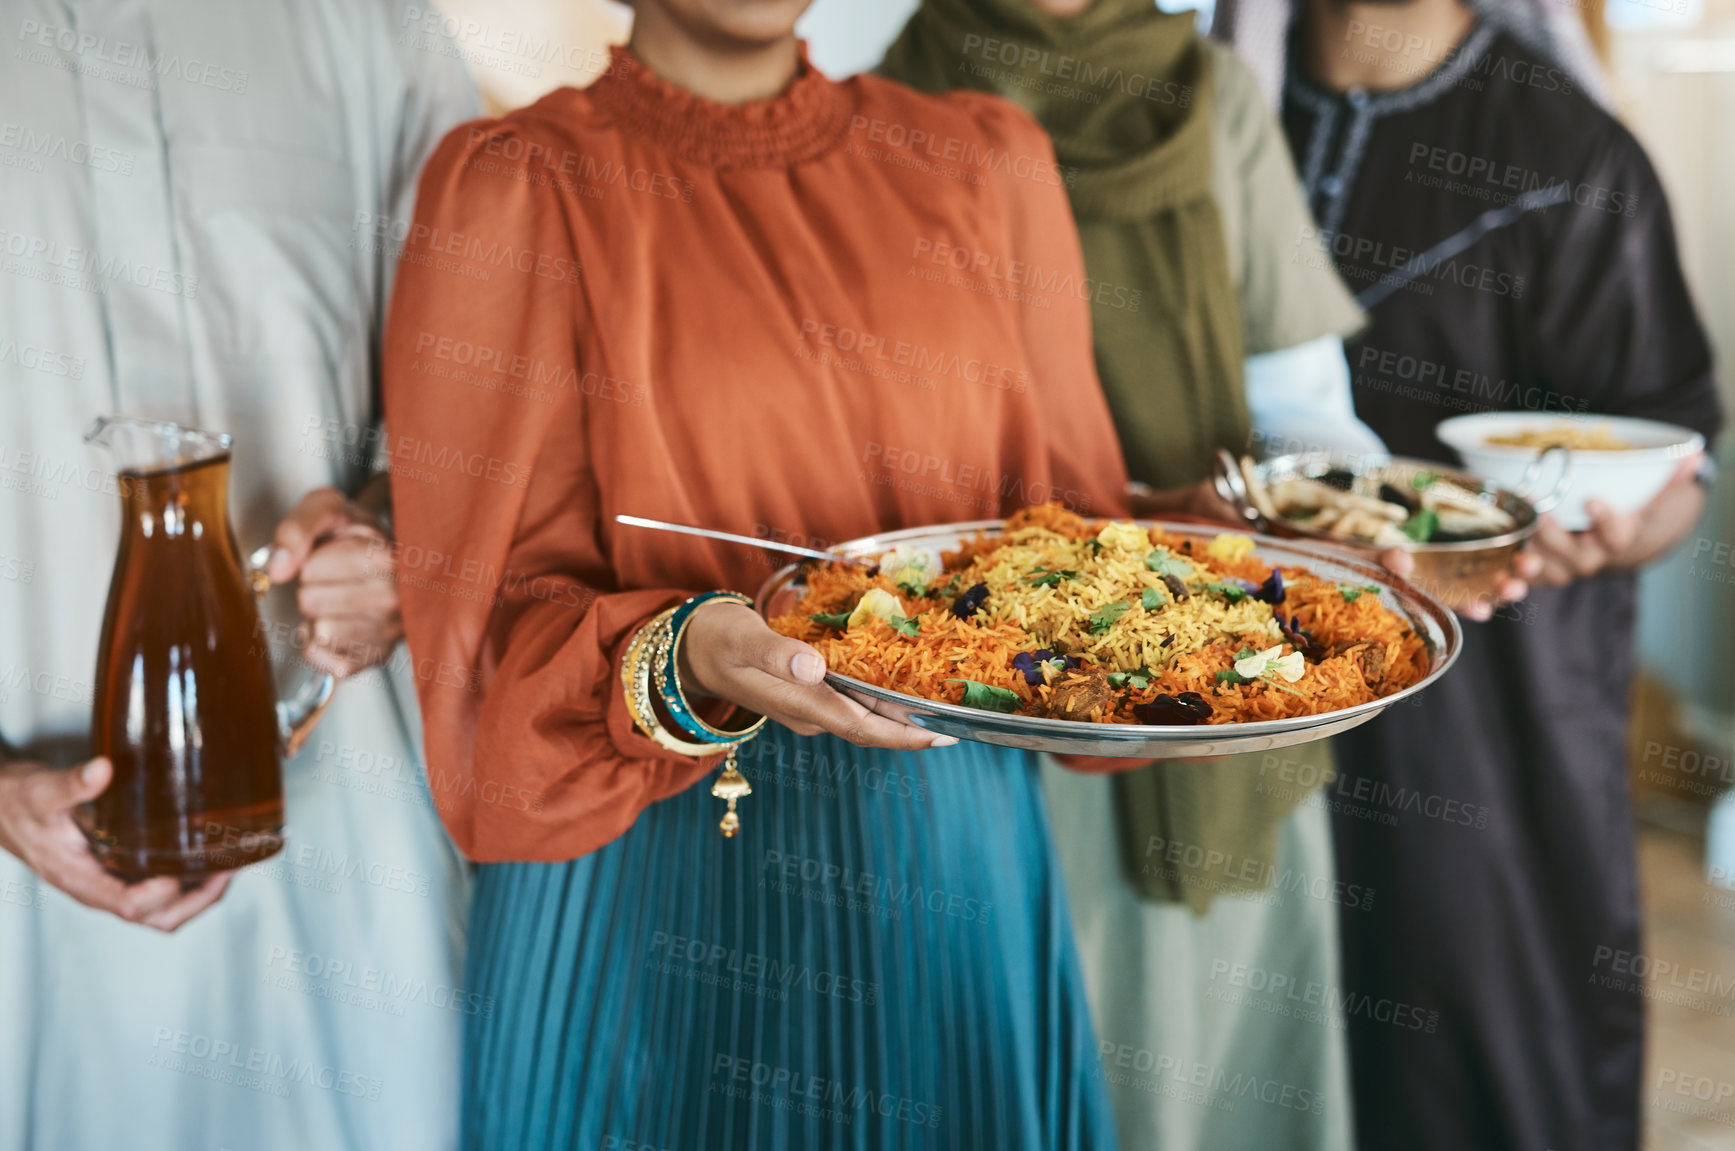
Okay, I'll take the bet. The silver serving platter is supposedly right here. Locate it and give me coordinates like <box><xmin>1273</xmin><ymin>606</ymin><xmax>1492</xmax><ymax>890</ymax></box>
<box><xmin>754</xmin><ymin>520</ymin><xmax>1462</xmax><ymax>759</ymax></box>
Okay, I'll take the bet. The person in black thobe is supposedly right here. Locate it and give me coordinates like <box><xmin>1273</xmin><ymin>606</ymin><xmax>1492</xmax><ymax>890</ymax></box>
<box><xmin>1278</xmin><ymin>2</ymin><xmax>1724</xmax><ymax>1148</ymax></box>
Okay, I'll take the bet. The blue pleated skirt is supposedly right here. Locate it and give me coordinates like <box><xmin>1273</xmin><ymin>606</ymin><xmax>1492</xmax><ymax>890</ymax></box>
<box><xmin>461</xmin><ymin>725</ymin><xmax>1116</xmax><ymax>1151</ymax></box>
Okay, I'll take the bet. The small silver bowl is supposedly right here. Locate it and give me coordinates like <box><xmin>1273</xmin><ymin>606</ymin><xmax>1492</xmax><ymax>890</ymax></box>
<box><xmin>1214</xmin><ymin>450</ymin><xmax>1558</xmax><ymax>613</ymax></box>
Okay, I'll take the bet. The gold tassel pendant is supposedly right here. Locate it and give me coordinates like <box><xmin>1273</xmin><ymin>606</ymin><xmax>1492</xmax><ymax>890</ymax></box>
<box><xmin>711</xmin><ymin>744</ymin><xmax>753</xmax><ymax>838</ymax></box>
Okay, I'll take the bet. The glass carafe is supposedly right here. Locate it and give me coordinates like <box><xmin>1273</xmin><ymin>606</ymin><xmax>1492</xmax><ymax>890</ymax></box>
<box><xmin>82</xmin><ymin>416</ymin><xmax>335</xmax><ymax>881</ymax></box>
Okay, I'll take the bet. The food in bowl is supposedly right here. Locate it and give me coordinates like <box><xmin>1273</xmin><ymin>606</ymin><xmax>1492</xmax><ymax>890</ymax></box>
<box><xmin>1238</xmin><ymin>457</ymin><xmax>1515</xmax><ymax>548</ymax></box>
<box><xmin>1484</xmin><ymin>424</ymin><xmax>1634</xmax><ymax>451</ymax></box>
<box><xmin>1215</xmin><ymin>452</ymin><xmax>1541</xmax><ymax>613</ymax></box>
<box><xmin>767</xmin><ymin>505</ymin><xmax>1430</xmax><ymax>726</ymax></box>
<box><xmin>1437</xmin><ymin>413</ymin><xmax>1704</xmax><ymax>530</ymax></box>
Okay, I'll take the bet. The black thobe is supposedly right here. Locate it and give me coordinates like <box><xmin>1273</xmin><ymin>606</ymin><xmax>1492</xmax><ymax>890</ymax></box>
<box><xmin>1281</xmin><ymin>22</ymin><xmax>1723</xmax><ymax>1151</ymax></box>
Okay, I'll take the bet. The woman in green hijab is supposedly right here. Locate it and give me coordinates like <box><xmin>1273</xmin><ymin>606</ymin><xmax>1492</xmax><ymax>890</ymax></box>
<box><xmin>883</xmin><ymin>3</ymin><xmax>1378</xmax><ymax>1148</ymax></box>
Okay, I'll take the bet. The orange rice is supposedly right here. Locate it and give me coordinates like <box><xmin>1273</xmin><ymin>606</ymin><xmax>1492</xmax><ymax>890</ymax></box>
<box><xmin>768</xmin><ymin>505</ymin><xmax>1430</xmax><ymax>726</ymax></box>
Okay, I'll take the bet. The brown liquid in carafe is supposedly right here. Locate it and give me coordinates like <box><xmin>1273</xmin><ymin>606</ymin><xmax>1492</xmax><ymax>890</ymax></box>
<box><xmin>87</xmin><ymin>454</ymin><xmax>284</xmax><ymax>880</ymax></box>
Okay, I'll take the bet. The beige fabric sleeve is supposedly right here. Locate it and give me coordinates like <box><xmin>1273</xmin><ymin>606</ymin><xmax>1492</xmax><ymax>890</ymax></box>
<box><xmin>1207</xmin><ymin>40</ymin><xmax>1365</xmax><ymax>356</ymax></box>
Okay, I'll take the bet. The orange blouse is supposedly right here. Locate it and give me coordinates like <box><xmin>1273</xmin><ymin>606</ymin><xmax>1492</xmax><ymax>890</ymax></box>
<box><xmin>383</xmin><ymin>46</ymin><xmax>1129</xmax><ymax>863</ymax></box>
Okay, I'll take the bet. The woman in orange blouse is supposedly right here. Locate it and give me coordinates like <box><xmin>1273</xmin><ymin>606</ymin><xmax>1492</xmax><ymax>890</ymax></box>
<box><xmin>385</xmin><ymin>1</ymin><xmax>1133</xmax><ymax>1145</ymax></box>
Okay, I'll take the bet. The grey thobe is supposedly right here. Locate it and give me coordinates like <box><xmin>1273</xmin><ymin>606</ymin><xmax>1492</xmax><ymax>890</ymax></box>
<box><xmin>0</xmin><ymin>2</ymin><xmax>477</xmax><ymax>1148</ymax></box>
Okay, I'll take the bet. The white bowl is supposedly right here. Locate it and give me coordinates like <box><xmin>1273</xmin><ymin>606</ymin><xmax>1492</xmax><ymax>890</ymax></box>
<box><xmin>1436</xmin><ymin>413</ymin><xmax>1703</xmax><ymax>530</ymax></box>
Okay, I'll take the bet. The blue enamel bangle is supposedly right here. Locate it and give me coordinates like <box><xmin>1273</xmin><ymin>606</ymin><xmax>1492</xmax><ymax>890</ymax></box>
<box><xmin>657</xmin><ymin>591</ymin><xmax>764</xmax><ymax>745</ymax></box>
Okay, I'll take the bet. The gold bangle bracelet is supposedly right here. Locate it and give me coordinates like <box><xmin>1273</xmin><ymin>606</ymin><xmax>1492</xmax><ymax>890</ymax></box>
<box><xmin>621</xmin><ymin>610</ymin><xmax>717</xmax><ymax>758</ymax></box>
<box><xmin>620</xmin><ymin>604</ymin><xmax>760</xmax><ymax>838</ymax></box>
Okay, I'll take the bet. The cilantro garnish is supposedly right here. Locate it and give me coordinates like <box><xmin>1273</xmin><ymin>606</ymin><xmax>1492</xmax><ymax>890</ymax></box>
<box><xmin>1088</xmin><ymin>601</ymin><xmax>1131</xmax><ymax>635</ymax></box>
<box><xmin>1141</xmin><ymin>587</ymin><xmax>1165</xmax><ymax>611</ymax></box>
<box><xmin>1336</xmin><ymin>583</ymin><xmax>1382</xmax><ymax>604</ymax></box>
<box><xmin>888</xmin><ymin>614</ymin><xmax>920</xmax><ymax>637</ymax></box>
<box><xmin>810</xmin><ymin>610</ymin><xmax>852</xmax><ymax>629</ymax></box>
<box><xmin>1145</xmin><ymin>548</ymin><xmax>1194</xmax><ymax>580</ymax></box>
<box><xmin>1201</xmin><ymin>581</ymin><xmax>1249</xmax><ymax>604</ymax></box>
<box><xmin>1026</xmin><ymin>568</ymin><xmax>1077</xmax><ymax>588</ymax></box>
<box><xmin>1401</xmin><ymin>508</ymin><xmax>1438</xmax><ymax>543</ymax></box>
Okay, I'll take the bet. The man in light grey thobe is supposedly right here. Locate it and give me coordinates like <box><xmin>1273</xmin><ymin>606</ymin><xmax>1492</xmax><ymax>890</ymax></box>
<box><xmin>0</xmin><ymin>2</ymin><xmax>478</xmax><ymax>1148</ymax></box>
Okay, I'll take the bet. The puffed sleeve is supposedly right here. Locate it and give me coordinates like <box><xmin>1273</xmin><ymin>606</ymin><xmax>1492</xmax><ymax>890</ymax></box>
<box><xmin>1530</xmin><ymin>125</ymin><xmax>1721</xmax><ymax>442</ymax></box>
<box><xmin>384</xmin><ymin>118</ymin><xmax>719</xmax><ymax>864</ymax></box>
<box><xmin>970</xmin><ymin>97</ymin><xmax>1131</xmax><ymax>519</ymax></box>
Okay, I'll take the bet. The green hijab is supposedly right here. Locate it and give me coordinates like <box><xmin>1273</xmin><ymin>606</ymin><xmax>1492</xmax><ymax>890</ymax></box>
<box><xmin>884</xmin><ymin>0</ymin><xmax>1314</xmax><ymax>913</ymax></box>
<box><xmin>880</xmin><ymin>0</ymin><xmax>1249</xmax><ymax>489</ymax></box>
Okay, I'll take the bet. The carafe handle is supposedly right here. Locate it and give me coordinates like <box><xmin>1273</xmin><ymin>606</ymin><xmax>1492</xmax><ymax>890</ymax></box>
<box><xmin>246</xmin><ymin>545</ymin><xmax>339</xmax><ymax>759</ymax></box>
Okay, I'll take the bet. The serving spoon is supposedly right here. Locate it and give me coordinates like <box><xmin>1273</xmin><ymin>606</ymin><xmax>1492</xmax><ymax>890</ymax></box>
<box><xmin>614</xmin><ymin>514</ymin><xmax>877</xmax><ymax>567</ymax></box>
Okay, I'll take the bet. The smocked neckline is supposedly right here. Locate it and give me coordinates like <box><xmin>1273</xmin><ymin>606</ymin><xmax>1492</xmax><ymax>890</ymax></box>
<box><xmin>587</xmin><ymin>43</ymin><xmax>856</xmax><ymax>169</ymax></box>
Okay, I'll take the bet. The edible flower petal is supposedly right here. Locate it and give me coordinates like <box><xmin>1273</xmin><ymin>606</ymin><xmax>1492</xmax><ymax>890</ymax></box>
<box><xmin>1254</xmin><ymin>569</ymin><xmax>1285</xmax><ymax>605</ymax></box>
<box><xmin>881</xmin><ymin>548</ymin><xmax>933</xmax><ymax>594</ymax></box>
<box><xmin>1234</xmin><ymin>645</ymin><xmax>1284</xmax><ymax>680</ymax></box>
<box><xmin>1277</xmin><ymin>614</ymin><xmax>1326</xmax><ymax>661</ymax></box>
<box><xmin>1233</xmin><ymin>644</ymin><xmax>1309</xmax><ymax>685</ymax></box>
<box><xmin>847</xmin><ymin>587</ymin><xmax>903</xmax><ymax>628</ymax></box>
<box><xmin>1269</xmin><ymin>651</ymin><xmax>1306</xmax><ymax>683</ymax></box>
<box><xmin>893</xmin><ymin>570</ymin><xmax>928</xmax><ymax>595</ymax></box>
<box><xmin>1011</xmin><ymin>648</ymin><xmax>1077</xmax><ymax>686</ymax></box>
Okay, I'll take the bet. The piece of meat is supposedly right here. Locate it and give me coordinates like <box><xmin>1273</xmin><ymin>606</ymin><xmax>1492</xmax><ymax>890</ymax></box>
<box><xmin>1359</xmin><ymin>644</ymin><xmax>1386</xmax><ymax>691</ymax></box>
<box><xmin>1042</xmin><ymin>669</ymin><xmax>1118</xmax><ymax>722</ymax></box>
